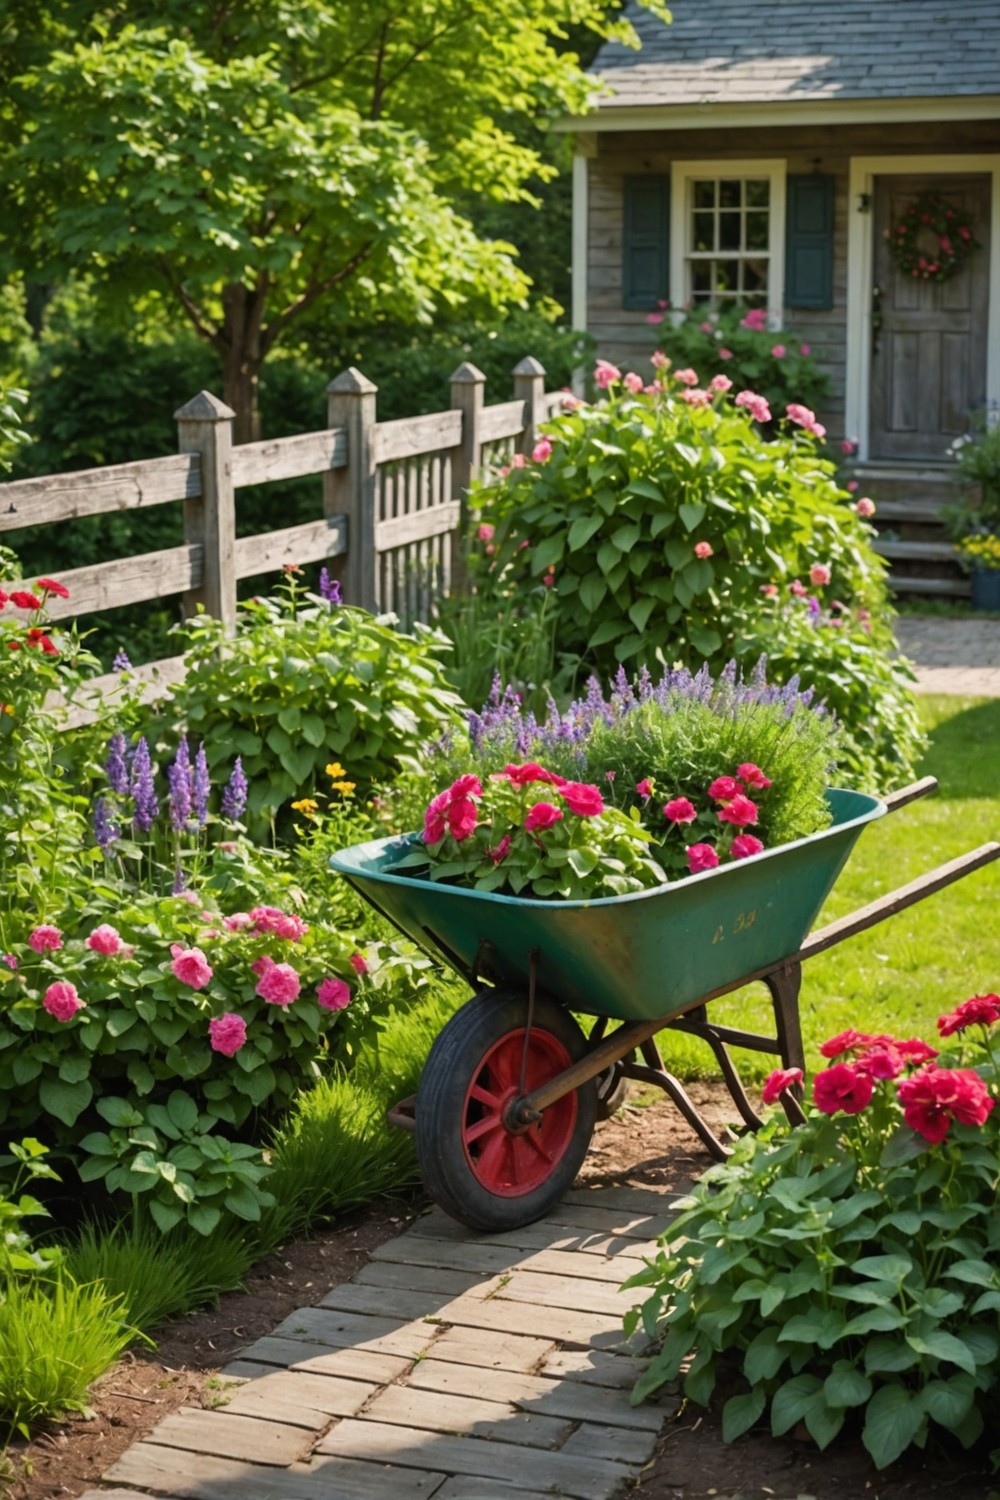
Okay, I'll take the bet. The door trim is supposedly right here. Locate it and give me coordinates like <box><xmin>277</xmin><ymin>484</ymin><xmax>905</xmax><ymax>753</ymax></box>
<box><xmin>846</xmin><ymin>155</ymin><xmax>1000</xmax><ymax>460</ymax></box>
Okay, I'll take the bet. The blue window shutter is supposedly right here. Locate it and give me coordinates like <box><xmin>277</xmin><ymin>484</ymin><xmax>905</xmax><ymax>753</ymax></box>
<box><xmin>785</xmin><ymin>174</ymin><xmax>835</xmax><ymax>310</ymax></box>
<box><xmin>623</xmin><ymin>176</ymin><xmax>669</xmax><ymax>311</ymax></box>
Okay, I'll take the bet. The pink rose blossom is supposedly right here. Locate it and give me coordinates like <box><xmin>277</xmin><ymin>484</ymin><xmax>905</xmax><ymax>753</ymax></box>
<box><xmin>786</xmin><ymin>403</ymin><xmax>826</xmax><ymax>439</ymax></box>
<box><xmin>650</xmin><ymin>351</ymin><xmax>670</xmax><ymax>370</ymax></box>
<box><xmin>317</xmin><ymin>977</ymin><xmax>352</xmax><ymax>1012</ymax></box>
<box><xmin>693</xmin><ymin>541</ymin><xmax>713</xmax><ymax>559</ymax></box>
<box><xmin>256</xmin><ymin>962</ymin><xmax>301</xmax><ymax>1007</ymax></box>
<box><xmin>736</xmin><ymin>763</ymin><xmax>772</xmax><ymax>790</ymax></box>
<box><xmin>43</xmin><ymin>980</ymin><xmax>83</xmax><ymax>1022</ymax></box>
<box><xmin>740</xmin><ymin>308</ymin><xmax>768</xmax><ymax>331</ymax></box>
<box><xmin>760</xmin><ymin>583</ymin><xmax>778</xmax><ymax>597</ymax></box>
<box><xmin>790</xmin><ymin>579</ymin><xmax>807</xmax><ymax>597</ymax></box>
<box><xmin>683</xmin><ymin>388</ymin><xmax>711</xmax><ymax>407</ymax></box>
<box><xmin>707</xmin><ymin>776</ymin><xmax>743</xmax><ymax>802</ymax></box>
<box><xmin>209</xmin><ymin>1013</ymin><xmax>247</xmax><ymax>1056</ymax></box>
<box><xmin>699</xmin><ymin>321</ymin><xmax>713</xmax><ymax>333</ymax></box>
<box><xmin>800</xmin><ymin>342</ymin><xmax>810</xmax><ymax>355</ymax></box>
<box><xmin>561</xmin><ymin>393</ymin><xmax>582</xmax><ymax>411</ymax></box>
<box><xmin>28</xmin><ymin>925</ymin><xmax>63</xmax><ymax>953</ymax></box>
<box><xmin>809</xmin><ymin>563</ymin><xmax>831</xmax><ymax>587</ymax></box>
<box><xmin>250</xmin><ymin>906</ymin><xmax>308</xmax><ymax>941</ymax></box>
<box><xmin>170</xmin><ymin>944</ymin><xmax>214</xmax><ymax>990</ymax></box>
<box><xmin>855</xmin><ymin>497</ymin><xmax>876</xmax><ymax>518</ymax></box>
<box><xmin>348</xmin><ymin>952</ymin><xmax>368</xmax><ymax>975</ymax></box>
<box><xmin>524</xmin><ymin>802</ymin><xmax>564</xmax><ymax>833</ymax></box>
<box><xmin>663</xmin><ymin>797</ymin><xmax>697</xmax><ymax>824</ymax></box>
<box><xmin>531</xmin><ymin>438</ymin><xmax>553</xmax><ymax>463</ymax></box>
<box><xmin>718</xmin><ymin>347</ymin><xmax>734</xmax><ymax>360</ymax></box>
<box><xmin>731</xmin><ymin>834</ymin><xmax>765</xmax><ymax>859</ymax></box>
<box><xmin>846</xmin><ymin>479</ymin><xmax>859</xmax><ymax>492</ymax></box>
<box><xmin>511</xmin><ymin>453</ymin><xmax>526</xmax><ymax>469</ymax></box>
<box><xmin>646</xmin><ymin>312</ymin><xmax>664</xmax><ymax>325</ymax></box>
<box><xmin>761</xmin><ymin>1067</ymin><xmax>803</xmax><ymax>1105</ymax></box>
<box><xmin>771</xmin><ymin>344</ymin><xmax>786</xmax><ymax>359</ymax></box>
<box><xmin>86</xmin><ymin>924</ymin><xmax>122</xmax><ymax>956</ymax></box>
<box><xmin>709</xmin><ymin>374</ymin><xmax>732</xmax><ymax>393</ymax></box>
<box><xmin>223</xmin><ymin>912</ymin><xmax>253</xmax><ymax>932</ymax></box>
<box><xmin>478</xmin><ymin>523</ymin><xmax>495</xmax><ymax>542</ymax></box>
<box><xmin>561</xmin><ymin>782</ymin><xmax>604</xmax><ymax>817</ymax></box>
<box><xmin>717</xmin><ymin>794</ymin><xmax>759</xmax><ymax>828</ymax></box>
<box><xmin>487</xmin><ymin>834</ymin><xmax>512</xmax><ymax>865</ymax></box>
<box><xmin>250</xmin><ymin>955</ymin><xmax>274</xmax><ymax>977</ymax></box>
<box><xmin>734</xmin><ymin>390</ymin><xmax>772</xmax><ymax>424</ymax></box>
<box><xmin>594</xmin><ymin>359</ymin><xmax>620</xmax><ymax>389</ymax></box>
<box><xmin>686</xmin><ymin>843</ymin><xmax>720</xmax><ymax>874</ymax></box>
<box><xmin>674</xmin><ymin>368</ymin><xmax>699</xmax><ymax>386</ymax></box>
<box><xmin>623</xmin><ymin>372</ymin><xmax>645</xmax><ymax>394</ymax></box>
<box><xmin>3</xmin><ymin>954</ymin><xmax>17</xmax><ymax>970</ymax></box>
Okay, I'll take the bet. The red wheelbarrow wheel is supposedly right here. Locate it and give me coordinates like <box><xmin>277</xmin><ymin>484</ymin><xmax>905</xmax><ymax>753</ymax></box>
<box><xmin>415</xmin><ymin>989</ymin><xmax>597</xmax><ymax>1232</ymax></box>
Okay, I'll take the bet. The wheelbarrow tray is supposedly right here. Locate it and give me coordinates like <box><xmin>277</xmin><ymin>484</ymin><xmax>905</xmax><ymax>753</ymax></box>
<box><xmin>330</xmin><ymin>788</ymin><xmax>885</xmax><ymax>1023</ymax></box>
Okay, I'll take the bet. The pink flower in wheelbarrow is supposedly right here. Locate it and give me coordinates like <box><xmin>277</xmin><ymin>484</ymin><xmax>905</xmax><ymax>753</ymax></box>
<box><xmin>736</xmin><ymin>762</ymin><xmax>772</xmax><ymax>791</ymax></box>
<box><xmin>209</xmin><ymin>1013</ymin><xmax>247</xmax><ymax>1056</ymax></box>
<box><xmin>501</xmin><ymin>763</ymin><xmax>565</xmax><ymax>788</ymax></box>
<box><xmin>761</xmin><ymin>1066</ymin><xmax>804</xmax><ymax>1105</ymax></box>
<box><xmin>256</xmin><ymin>962</ymin><xmax>301</xmax><ymax>1007</ymax></box>
<box><xmin>317</xmin><ymin>977</ymin><xmax>352</xmax><ymax>1012</ymax></box>
<box><xmin>524</xmin><ymin>802</ymin><xmax>564</xmax><ymax>833</ymax></box>
<box><xmin>424</xmin><ymin>775</ymin><xmax>482</xmax><ymax>843</ymax></box>
<box><xmin>170</xmin><ymin>944</ymin><xmax>213</xmax><ymax>990</ymax></box>
<box><xmin>685</xmin><ymin>843</ymin><xmax>719</xmax><ymax>874</ymax></box>
<box><xmin>28</xmin><ymin>925</ymin><xmax>63</xmax><ymax>953</ymax></box>
<box><xmin>717</xmin><ymin>794</ymin><xmax>759</xmax><ymax>828</ymax></box>
<box><xmin>560</xmin><ymin>782</ymin><xmax>604</xmax><ymax>817</ymax></box>
<box><xmin>43</xmin><ymin>980</ymin><xmax>83</xmax><ymax>1022</ymax></box>
<box><xmin>812</xmin><ymin>1062</ymin><xmax>873</xmax><ymax>1116</ymax></box>
<box><xmin>663</xmin><ymin>797</ymin><xmax>697</xmax><ymax>824</ymax></box>
<box><xmin>707</xmin><ymin>776</ymin><xmax>742</xmax><ymax>802</ymax></box>
<box><xmin>348</xmin><ymin>952</ymin><xmax>368</xmax><ymax>976</ymax></box>
<box><xmin>937</xmin><ymin>992</ymin><xmax>1000</xmax><ymax>1036</ymax></box>
<box><xmin>897</xmin><ymin>1065</ymin><xmax>994</xmax><ymax>1143</ymax></box>
<box><xmin>731</xmin><ymin>833</ymin><xmax>764</xmax><ymax>860</ymax></box>
<box><xmin>86</xmin><ymin>924</ymin><xmax>123</xmax><ymax>956</ymax></box>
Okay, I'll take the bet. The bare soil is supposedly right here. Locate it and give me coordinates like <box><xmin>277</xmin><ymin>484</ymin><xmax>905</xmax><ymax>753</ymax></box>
<box><xmin>7</xmin><ymin>1087</ymin><xmax>997</xmax><ymax>1500</ymax></box>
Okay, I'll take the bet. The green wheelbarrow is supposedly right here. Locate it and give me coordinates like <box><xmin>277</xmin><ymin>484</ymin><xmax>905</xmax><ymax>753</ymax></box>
<box><xmin>330</xmin><ymin>778</ymin><xmax>998</xmax><ymax>1232</ymax></box>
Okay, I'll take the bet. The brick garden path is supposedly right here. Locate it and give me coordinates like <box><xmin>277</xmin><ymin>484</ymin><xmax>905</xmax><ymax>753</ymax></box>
<box><xmin>894</xmin><ymin>614</ymin><xmax>1000</xmax><ymax>696</ymax></box>
<box><xmin>81</xmin><ymin>1182</ymin><xmax>688</xmax><ymax>1500</ymax></box>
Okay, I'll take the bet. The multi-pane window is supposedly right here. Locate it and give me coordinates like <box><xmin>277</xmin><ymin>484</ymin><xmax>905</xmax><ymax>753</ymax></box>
<box><xmin>687</xmin><ymin>178</ymin><xmax>770</xmax><ymax>306</ymax></box>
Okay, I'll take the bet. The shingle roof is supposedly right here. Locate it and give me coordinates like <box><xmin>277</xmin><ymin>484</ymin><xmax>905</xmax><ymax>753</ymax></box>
<box><xmin>593</xmin><ymin>0</ymin><xmax>1000</xmax><ymax>109</ymax></box>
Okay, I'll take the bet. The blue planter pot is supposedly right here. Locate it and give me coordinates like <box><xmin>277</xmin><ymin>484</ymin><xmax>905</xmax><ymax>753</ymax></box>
<box><xmin>971</xmin><ymin>566</ymin><xmax>1000</xmax><ymax>612</ymax></box>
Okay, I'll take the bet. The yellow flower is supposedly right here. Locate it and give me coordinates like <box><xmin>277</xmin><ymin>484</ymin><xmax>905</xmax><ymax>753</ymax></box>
<box><xmin>290</xmin><ymin>798</ymin><xmax>319</xmax><ymax>817</ymax></box>
<box><xmin>330</xmin><ymin>780</ymin><xmax>356</xmax><ymax>798</ymax></box>
<box><xmin>325</xmin><ymin>762</ymin><xmax>347</xmax><ymax>780</ymax></box>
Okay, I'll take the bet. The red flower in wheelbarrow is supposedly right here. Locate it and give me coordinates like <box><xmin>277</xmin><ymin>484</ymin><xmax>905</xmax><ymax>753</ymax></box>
<box><xmin>423</xmin><ymin>775</ymin><xmax>482</xmax><ymax>844</ymax></box>
<box><xmin>717</xmin><ymin>793</ymin><xmax>759</xmax><ymax>827</ymax></box>
<box><xmin>524</xmin><ymin>801</ymin><xmax>563</xmax><ymax>833</ymax></box>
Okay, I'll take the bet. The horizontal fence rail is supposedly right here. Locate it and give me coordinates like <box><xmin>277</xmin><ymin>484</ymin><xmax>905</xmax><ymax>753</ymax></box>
<box><xmin>1</xmin><ymin>357</ymin><xmax>558</xmax><ymax>726</ymax></box>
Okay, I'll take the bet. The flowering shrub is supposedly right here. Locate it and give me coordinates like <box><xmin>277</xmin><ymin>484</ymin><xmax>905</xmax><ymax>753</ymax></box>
<box><xmin>955</xmin><ymin>533</ymin><xmax>1000</xmax><ymax>573</ymax></box>
<box><xmin>0</xmin><ymin>892</ymin><xmax>431</xmax><ymax>1231</ymax></box>
<box><xmin>644</xmin><ymin>303</ymin><xmax>829</xmax><ymax>420</ymax></box>
<box><xmin>471</xmin><ymin>361</ymin><xmax>920</xmax><ymax>789</ymax></box>
<box><xmin>432</xmin><ymin>659</ymin><xmax>838</xmax><ymax>873</ymax></box>
<box><xmin>165</xmin><ymin>570</ymin><xmax>464</xmax><ymax>838</ymax></box>
<box><xmin>626</xmin><ymin>994</ymin><xmax>1000</xmax><ymax>1471</ymax></box>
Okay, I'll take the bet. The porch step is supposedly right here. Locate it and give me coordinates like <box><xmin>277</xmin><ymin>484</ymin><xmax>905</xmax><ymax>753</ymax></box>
<box><xmin>889</xmin><ymin>575</ymin><xmax>971</xmax><ymax>598</ymax></box>
<box><xmin>874</xmin><ymin>539</ymin><xmax>959</xmax><ymax>563</ymax></box>
<box><xmin>848</xmin><ymin>462</ymin><xmax>973</xmax><ymax>600</ymax></box>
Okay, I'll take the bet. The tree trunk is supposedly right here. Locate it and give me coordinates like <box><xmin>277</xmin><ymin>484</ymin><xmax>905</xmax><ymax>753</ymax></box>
<box><xmin>220</xmin><ymin>283</ymin><xmax>267</xmax><ymax>444</ymax></box>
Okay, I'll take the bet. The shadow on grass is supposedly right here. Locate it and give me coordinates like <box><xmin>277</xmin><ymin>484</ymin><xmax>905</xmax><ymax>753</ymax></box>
<box><xmin>918</xmin><ymin>698</ymin><xmax>1000</xmax><ymax>800</ymax></box>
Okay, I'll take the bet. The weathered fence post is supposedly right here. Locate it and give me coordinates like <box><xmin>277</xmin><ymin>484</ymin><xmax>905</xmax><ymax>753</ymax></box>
<box><xmin>175</xmin><ymin>391</ymin><xmax>237</xmax><ymax>633</ymax></box>
<box><xmin>449</xmin><ymin>362</ymin><xmax>486</xmax><ymax>594</ymax></box>
<box><xmin>513</xmin><ymin>355</ymin><xmax>547</xmax><ymax>458</ymax></box>
<box><xmin>325</xmin><ymin>368</ymin><xmax>378</xmax><ymax>611</ymax></box>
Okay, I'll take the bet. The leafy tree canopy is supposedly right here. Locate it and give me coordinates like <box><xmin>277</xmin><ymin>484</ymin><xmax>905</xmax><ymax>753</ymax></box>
<box><xmin>0</xmin><ymin>0</ymin><xmax>668</xmax><ymax>438</ymax></box>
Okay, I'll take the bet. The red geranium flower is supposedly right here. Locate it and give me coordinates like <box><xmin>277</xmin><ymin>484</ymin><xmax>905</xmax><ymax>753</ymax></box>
<box><xmin>502</xmin><ymin>762</ymin><xmax>565</xmax><ymax>788</ymax></box>
<box><xmin>707</xmin><ymin>776</ymin><xmax>743</xmax><ymax>802</ymax></box>
<box><xmin>761</xmin><ymin>1067</ymin><xmax>804</xmax><ymax>1105</ymax></box>
<box><xmin>561</xmin><ymin>782</ymin><xmax>604</xmax><ymax>817</ymax></box>
<box><xmin>663</xmin><ymin>797</ymin><xmax>697</xmax><ymax>824</ymax></box>
<box><xmin>819</xmin><ymin>1028</ymin><xmax>874</xmax><ymax>1059</ymax></box>
<box><xmin>937</xmin><ymin>993</ymin><xmax>1000</xmax><ymax>1037</ymax></box>
<box><xmin>9</xmin><ymin>591</ymin><xmax>42</xmax><ymax>610</ymax></box>
<box><xmin>36</xmin><ymin>578</ymin><xmax>70</xmax><ymax>599</ymax></box>
<box><xmin>524</xmin><ymin>801</ymin><xmax>563</xmax><ymax>833</ymax></box>
<box><xmin>812</xmin><ymin>1063</ymin><xmax>873</xmax><ymax>1116</ymax></box>
<box><xmin>717</xmin><ymin>794</ymin><xmax>759</xmax><ymax>828</ymax></box>
<box><xmin>736</xmin><ymin>763</ymin><xmax>772</xmax><ymax>791</ymax></box>
<box><xmin>897</xmin><ymin>1065</ymin><xmax>994</xmax><ymax>1143</ymax></box>
<box><xmin>26</xmin><ymin>628</ymin><xmax>58</xmax><ymax>655</ymax></box>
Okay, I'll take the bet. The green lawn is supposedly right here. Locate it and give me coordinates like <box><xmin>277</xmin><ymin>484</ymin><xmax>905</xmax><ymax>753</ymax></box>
<box><xmin>657</xmin><ymin>694</ymin><xmax>1000</xmax><ymax>1080</ymax></box>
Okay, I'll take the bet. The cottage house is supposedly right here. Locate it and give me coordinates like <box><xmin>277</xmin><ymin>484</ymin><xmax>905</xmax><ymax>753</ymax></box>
<box><xmin>564</xmin><ymin>0</ymin><xmax>1000</xmax><ymax>470</ymax></box>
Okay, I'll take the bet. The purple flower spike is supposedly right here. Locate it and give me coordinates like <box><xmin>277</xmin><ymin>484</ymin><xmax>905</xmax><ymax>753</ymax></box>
<box><xmin>112</xmin><ymin>649</ymin><xmax>132</xmax><ymax>672</ymax></box>
<box><xmin>93</xmin><ymin>796</ymin><xmax>120</xmax><ymax>851</ymax></box>
<box><xmin>168</xmin><ymin>735</ymin><xmax>193</xmax><ymax>831</ymax></box>
<box><xmin>130</xmin><ymin>737</ymin><xmax>159</xmax><ymax>832</ymax></box>
<box><xmin>193</xmin><ymin>744</ymin><xmax>210</xmax><ymax>826</ymax></box>
<box><xmin>171</xmin><ymin>863</ymin><xmax>186</xmax><ymax>895</ymax></box>
<box><xmin>222</xmin><ymin>756</ymin><xmax>248</xmax><ymax>821</ymax></box>
<box><xmin>104</xmin><ymin>732</ymin><xmax>129</xmax><ymax>796</ymax></box>
<box><xmin>319</xmin><ymin>568</ymin><xmax>342</xmax><ymax>605</ymax></box>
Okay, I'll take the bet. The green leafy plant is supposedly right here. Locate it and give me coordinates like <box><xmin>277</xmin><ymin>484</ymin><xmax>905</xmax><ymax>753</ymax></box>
<box><xmin>626</xmin><ymin>993</ymin><xmax>1000</xmax><ymax>1471</ymax></box>
<box><xmin>0</xmin><ymin>1139</ymin><xmax>63</xmax><ymax>1280</ymax></box>
<box><xmin>166</xmin><ymin>573</ymin><xmax>464</xmax><ymax>838</ymax></box>
<box><xmin>645</xmin><ymin>303</ymin><xmax>830</xmax><ymax>420</ymax></box>
<box><xmin>949</xmin><ymin>409</ymin><xmax>1000</xmax><ymax>518</ymax></box>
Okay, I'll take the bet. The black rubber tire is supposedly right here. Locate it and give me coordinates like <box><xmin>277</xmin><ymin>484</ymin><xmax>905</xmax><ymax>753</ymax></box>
<box><xmin>415</xmin><ymin>989</ymin><xmax>598</xmax><ymax>1232</ymax></box>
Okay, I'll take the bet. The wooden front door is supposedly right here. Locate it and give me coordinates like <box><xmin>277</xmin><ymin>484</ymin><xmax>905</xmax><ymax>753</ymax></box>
<box><xmin>870</xmin><ymin>173</ymin><xmax>991</xmax><ymax>461</ymax></box>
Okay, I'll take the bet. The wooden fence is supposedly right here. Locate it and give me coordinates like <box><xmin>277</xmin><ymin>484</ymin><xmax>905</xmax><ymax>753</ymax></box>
<box><xmin>0</xmin><ymin>357</ymin><xmax>562</xmax><ymax>723</ymax></box>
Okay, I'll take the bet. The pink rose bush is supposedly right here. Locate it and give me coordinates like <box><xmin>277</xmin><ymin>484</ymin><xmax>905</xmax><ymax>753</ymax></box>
<box><xmin>631</xmin><ymin>990</ymin><xmax>1000</xmax><ymax>1468</ymax></box>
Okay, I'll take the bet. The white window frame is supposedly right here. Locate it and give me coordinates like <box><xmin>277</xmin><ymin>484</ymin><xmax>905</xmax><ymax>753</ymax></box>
<box><xmin>670</xmin><ymin>159</ymin><xmax>787</xmax><ymax>328</ymax></box>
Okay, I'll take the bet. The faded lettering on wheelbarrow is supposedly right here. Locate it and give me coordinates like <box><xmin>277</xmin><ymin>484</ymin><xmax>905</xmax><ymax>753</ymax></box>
<box><xmin>712</xmin><ymin>908</ymin><xmax>757</xmax><ymax>943</ymax></box>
